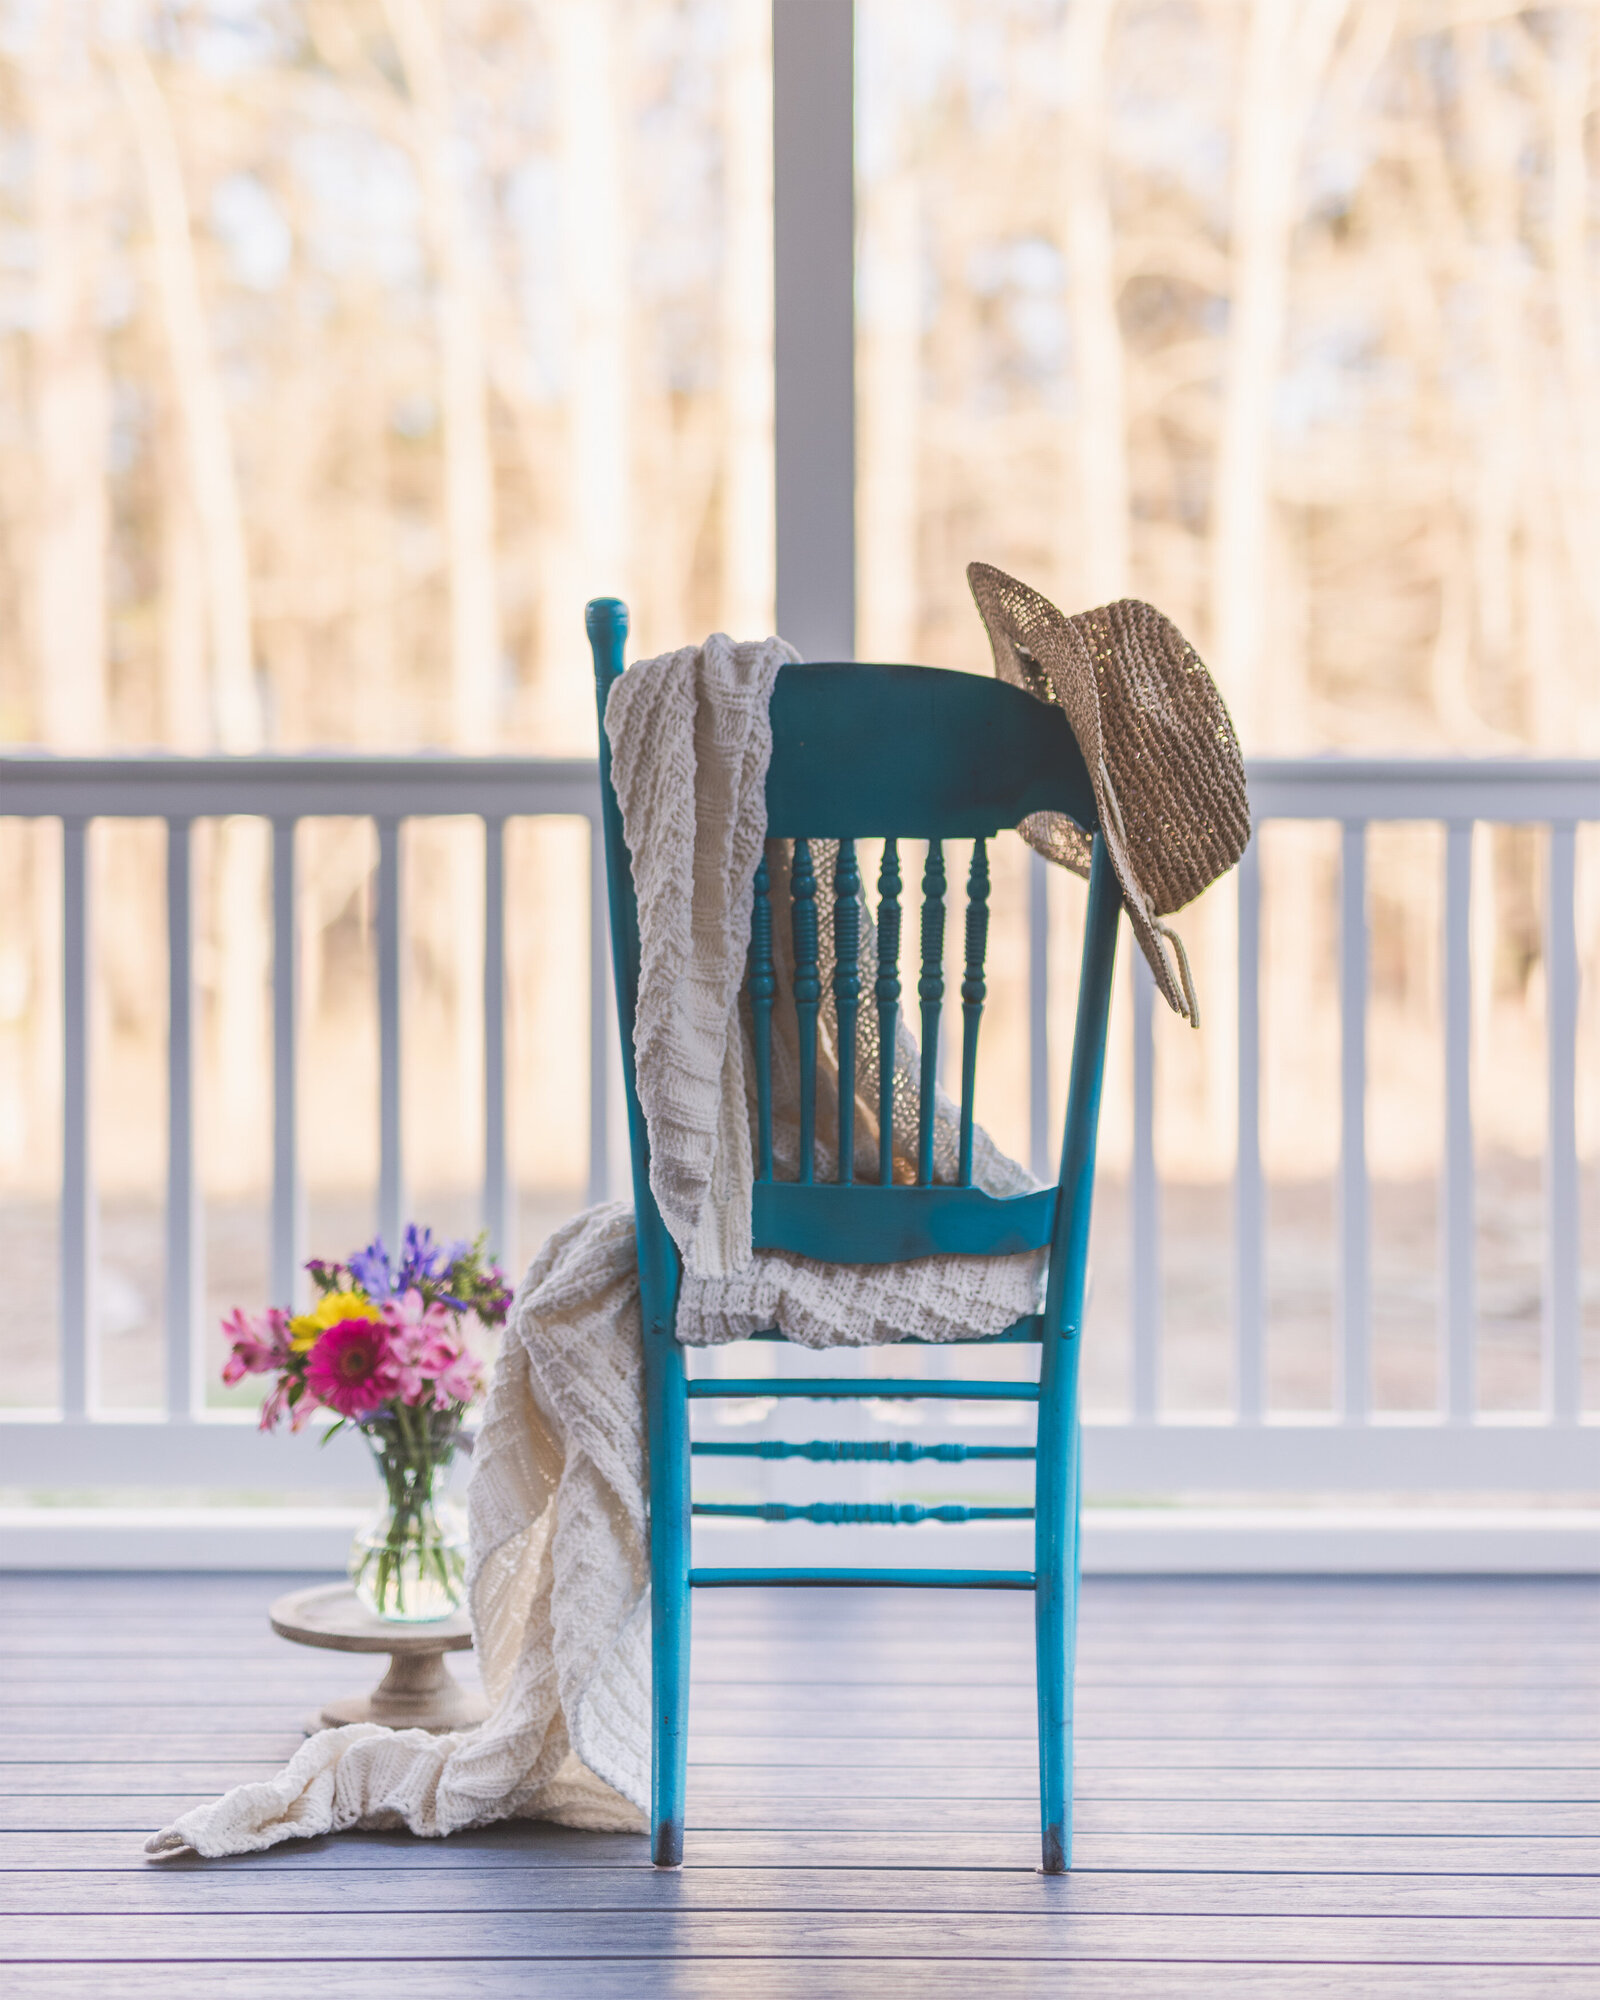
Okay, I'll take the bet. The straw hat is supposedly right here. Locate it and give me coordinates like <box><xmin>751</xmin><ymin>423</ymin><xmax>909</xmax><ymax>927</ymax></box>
<box><xmin>967</xmin><ymin>562</ymin><xmax>1249</xmax><ymax>1026</ymax></box>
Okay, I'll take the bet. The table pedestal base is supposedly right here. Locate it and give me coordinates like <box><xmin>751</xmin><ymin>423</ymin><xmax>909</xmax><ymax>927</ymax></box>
<box><xmin>312</xmin><ymin>1647</ymin><xmax>489</xmax><ymax>1734</ymax></box>
<box><xmin>269</xmin><ymin>1582</ymin><xmax>490</xmax><ymax>1737</ymax></box>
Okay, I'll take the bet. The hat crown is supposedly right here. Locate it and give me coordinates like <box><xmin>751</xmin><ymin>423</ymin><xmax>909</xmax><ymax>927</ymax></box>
<box><xmin>967</xmin><ymin>562</ymin><xmax>1250</xmax><ymax>1022</ymax></box>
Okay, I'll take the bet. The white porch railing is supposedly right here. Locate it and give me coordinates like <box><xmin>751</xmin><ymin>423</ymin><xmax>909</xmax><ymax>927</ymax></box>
<box><xmin>1</xmin><ymin>751</ymin><xmax>1595</xmax><ymax>1502</ymax></box>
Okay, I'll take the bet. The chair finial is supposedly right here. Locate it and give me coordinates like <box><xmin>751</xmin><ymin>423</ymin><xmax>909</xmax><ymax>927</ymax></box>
<box><xmin>585</xmin><ymin>597</ymin><xmax>630</xmax><ymax>643</ymax></box>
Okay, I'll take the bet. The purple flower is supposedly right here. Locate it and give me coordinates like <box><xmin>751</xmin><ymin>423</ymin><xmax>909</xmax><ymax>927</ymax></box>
<box><xmin>398</xmin><ymin>1224</ymin><xmax>466</xmax><ymax>1290</ymax></box>
<box><xmin>347</xmin><ymin>1237</ymin><xmax>395</xmax><ymax>1299</ymax></box>
<box><xmin>348</xmin><ymin>1225</ymin><xmax>472</xmax><ymax>1306</ymax></box>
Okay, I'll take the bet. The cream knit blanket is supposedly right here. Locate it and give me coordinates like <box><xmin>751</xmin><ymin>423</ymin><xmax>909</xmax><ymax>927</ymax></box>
<box><xmin>148</xmin><ymin>636</ymin><xmax>1042</xmax><ymax>1859</ymax></box>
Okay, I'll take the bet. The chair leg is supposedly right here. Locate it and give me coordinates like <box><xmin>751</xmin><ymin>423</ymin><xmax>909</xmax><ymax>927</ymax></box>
<box><xmin>645</xmin><ymin>1327</ymin><xmax>691</xmax><ymax>1867</ymax></box>
<box><xmin>1034</xmin><ymin>1330</ymin><xmax>1083</xmax><ymax>1874</ymax></box>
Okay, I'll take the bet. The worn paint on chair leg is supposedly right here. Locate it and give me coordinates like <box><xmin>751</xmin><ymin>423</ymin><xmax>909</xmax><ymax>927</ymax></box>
<box><xmin>645</xmin><ymin>1323</ymin><xmax>691</xmax><ymax>1868</ymax></box>
<box><xmin>1034</xmin><ymin>1327</ymin><xmax>1082</xmax><ymax>1873</ymax></box>
<box><xmin>1033</xmin><ymin>838</ymin><xmax>1121</xmax><ymax>1875</ymax></box>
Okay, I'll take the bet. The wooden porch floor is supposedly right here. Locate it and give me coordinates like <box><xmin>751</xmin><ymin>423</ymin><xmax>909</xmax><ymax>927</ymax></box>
<box><xmin>1</xmin><ymin>1571</ymin><xmax>1595</xmax><ymax>1997</ymax></box>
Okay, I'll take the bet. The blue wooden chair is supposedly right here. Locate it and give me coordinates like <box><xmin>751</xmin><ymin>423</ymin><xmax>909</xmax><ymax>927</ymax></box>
<box><xmin>587</xmin><ymin>596</ymin><xmax>1121</xmax><ymax>1874</ymax></box>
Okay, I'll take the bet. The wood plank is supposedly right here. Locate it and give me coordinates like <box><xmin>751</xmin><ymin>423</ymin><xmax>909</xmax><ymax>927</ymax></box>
<box><xmin>7</xmin><ymin>1621</ymin><xmax>1592</xmax><ymax>1655</ymax></box>
<box><xmin>2</xmin><ymin>1568</ymin><xmax>1591</xmax><ymax>1989</ymax></box>
<box><xmin>7</xmin><ymin>1654</ymin><xmax>1593</xmax><ymax>1694</ymax></box>
<box><xmin>6</xmin><ymin>1825</ymin><xmax>1598</xmax><ymax>1877</ymax></box>
<box><xmin>6</xmin><ymin>1743</ymin><xmax>1592</xmax><ymax>1800</ymax></box>
<box><xmin>3</xmin><ymin>1911</ymin><xmax>1597</xmax><ymax>1963</ymax></box>
<box><xmin>10</xmin><ymin>1684</ymin><xmax>1589</xmax><ymax>1726</ymax></box>
<box><xmin>9</xmin><ymin>1600</ymin><xmax>1584</xmax><ymax>1648</ymax></box>
<box><xmin>9</xmin><ymin>1738</ymin><xmax>1592</xmax><ymax>1776</ymax></box>
<box><xmin>7</xmin><ymin>1619</ymin><xmax>1588</xmax><ymax>1659</ymax></box>
<box><xmin>7</xmin><ymin>1803</ymin><xmax>1598</xmax><ymax>1877</ymax></box>
<box><xmin>6</xmin><ymin>1962</ymin><xmax>1598</xmax><ymax>2000</ymax></box>
<box><xmin>7</xmin><ymin>1767</ymin><xmax>1596</xmax><ymax>1836</ymax></box>
<box><xmin>4</xmin><ymin>1804</ymin><xmax>1595</xmax><ymax>1876</ymax></box>
<box><xmin>10</xmin><ymin>1696</ymin><xmax>1592</xmax><ymax>1748</ymax></box>
<box><xmin>6</xmin><ymin>1865</ymin><xmax>1598</xmax><ymax>1918</ymax></box>
<box><xmin>8</xmin><ymin>1622</ymin><xmax>1590</xmax><ymax>1660</ymax></box>
<box><xmin>11</xmin><ymin>1721</ymin><xmax>1592</xmax><ymax>1776</ymax></box>
<box><xmin>675</xmin><ymin>1770</ymin><xmax>1600</xmax><ymax>1805</ymax></box>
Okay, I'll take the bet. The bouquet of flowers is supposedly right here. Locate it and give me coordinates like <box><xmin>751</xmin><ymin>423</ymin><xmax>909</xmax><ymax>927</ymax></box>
<box><xmin>223</xmin><ymin>1225</ymin><xmax>513</xmax><ymax>1621</ymax></box>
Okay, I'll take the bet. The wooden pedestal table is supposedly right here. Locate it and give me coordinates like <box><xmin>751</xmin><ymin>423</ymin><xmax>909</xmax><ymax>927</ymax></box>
<box><xmin>269</xmin><ymin>1582</ymin><xmax>490</xmax><ymax>1735</ymax></box>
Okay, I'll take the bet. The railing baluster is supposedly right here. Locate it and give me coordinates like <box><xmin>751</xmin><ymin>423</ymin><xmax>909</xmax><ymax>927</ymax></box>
<box><xmin>1028</xmin><ymin>848</ymin><xmax>1051</xmax><ymax>1185</ymax></box>
<box><xmin>1339</xmin><ymin>819</ymin><xmax>1371</xmax><ymax>1423</ymax></box>
<box><xmin>11</xmin><ymin>749</ymin><xmax>1597</xmax><ymax>1503</ymax></box>
<box><xmin>165</xmin><ymin>817</ymin><xmax>198</xmax><ymax>1419</ymax></box>
<box><xmin>1443</xmin><ymin>820</ymin><xmax>1475</xmax><ymax>1422</ymax></box>
<box><xmin>1131</xmin><ymin>948</ymin><xmax>1160</xmax><ymax>1422</ymax></box>
<box><xmin>376</xmin><ymin>816</ymin><xmax>403</xmax><ymax>1248</ymax></box>
<box><xmin>1234</xmin><ymin>835</ymin><xmax>1264</xmax><ymax>1423</ymax></box>
<box><xmin>958</xmin><ymin>839</ymin><xmax>989</xmax><ymax>1186</ymax></box>
<box><xmin>875</xmin><ymin>839</ymin><xmax>901</xmax><ymax>1185</ymax></box>
<box><xmin>1545</xmin><ymin>821</ymin><xmax>1580</xmax><ymax>1423</ymax></box>
<box><xmin>917</xmin><ymin>840</ymin><xmax>945</xmax><ymax>1186</ymax></box>
<box><xmin>792</xmin><ymin>838</ymin><xmax>819</xmax><ymax>1183</ymax></box>
<box><xmin>59</xmin><ymin>817</ymin><xmax>93</xmax><ymax>1419</ymax></box>
<box><xmin>750</xmin><ymin>851</ymin><xmax>776</xmax><ymax>1181</ymax></box>
<box><xmin>587</xmin><ymin>811</ymin><xmax>612</xmax><ymax>1208</ymax></box>
<box><xmin>483</xmin><ymin>815</ymin><xmax>510</xmax><ymax>1264</ymax></box>
<box><xmin>832</xmin><ymin>839</ymin><xmax>860</xmax><ymax>1182</ymax></box>
<box><xmin>271</xmin><ymin>818</ymin><xmax>302</xmax><ymax>1311</ymax></box>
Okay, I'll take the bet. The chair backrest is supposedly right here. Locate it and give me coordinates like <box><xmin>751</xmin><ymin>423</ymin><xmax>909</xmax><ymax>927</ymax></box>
<box><xmin>587</xmin><ymin>598</ymin><xmax>1123</xmax><ymax>1343</ymax></box>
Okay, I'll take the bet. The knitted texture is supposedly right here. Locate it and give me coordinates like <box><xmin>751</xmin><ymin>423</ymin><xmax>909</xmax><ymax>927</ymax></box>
<box><xmin>146</xmin><ymin>635</ymin><xmax>1043</xmax><ymax>1860</ymax></box>
<box><xmin>606</xmin><ymin>633</ymin><xmax>797</xmax><ymax>1278</ymax></box>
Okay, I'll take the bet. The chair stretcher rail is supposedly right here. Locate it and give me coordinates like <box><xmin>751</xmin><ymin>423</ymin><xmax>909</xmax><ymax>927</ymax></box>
<box><xmin>692</xmin><ymin>1501</ymin><xmax>1034</xmax><ymax>1524</ymax></box>
<box><xmin>691</xmin><ymin>1439</ymin><xmax>1036</xmax><ymax>1461</ymax></box>
<box><xmin>684</xmin><ymin>1377</ymin><xmax>1040</xmax><ymax>1400</ymax></box>
<box><xmin>688</xmin><ymin>1567</ymin><xmax>1037</xmax><ymax>1589</ymax></box>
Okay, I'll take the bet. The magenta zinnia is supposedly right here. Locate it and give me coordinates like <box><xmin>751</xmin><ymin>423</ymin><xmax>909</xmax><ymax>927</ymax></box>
<box><xmin>305</xmin><ymin>1317</ymin><xmax>396</xmax><ymax>1416</ymax></box>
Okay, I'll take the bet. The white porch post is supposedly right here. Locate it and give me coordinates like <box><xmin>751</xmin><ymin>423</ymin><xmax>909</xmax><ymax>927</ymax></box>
<box><xmin>773</xmin><ymin>0</ymin><xmax>856</xmax><ymax>661</ymax></box>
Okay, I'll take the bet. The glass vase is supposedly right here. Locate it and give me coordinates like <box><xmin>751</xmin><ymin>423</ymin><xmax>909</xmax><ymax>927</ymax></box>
<box><xmin>349</xmin><ymin>1407</ymin><xmax>468</xmax><ymax>1623</ymax></box>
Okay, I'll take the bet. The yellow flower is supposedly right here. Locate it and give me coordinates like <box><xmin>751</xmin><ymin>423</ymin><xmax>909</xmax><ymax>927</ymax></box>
<box><xmin>289</xmin><ymin>1289</ymin><xmax>381</xmax><ymax>1353</ymax></box>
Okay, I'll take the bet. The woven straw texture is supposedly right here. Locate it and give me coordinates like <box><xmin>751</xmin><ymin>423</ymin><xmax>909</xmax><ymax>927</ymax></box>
<box><xmin>968</xmin><ymin>562</ymin><xmax>1250</xmax><ymax>1024</ymax></box>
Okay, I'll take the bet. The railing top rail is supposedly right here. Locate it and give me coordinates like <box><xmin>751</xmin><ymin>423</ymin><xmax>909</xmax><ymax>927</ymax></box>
<box><xmin>0</xmin><ymin>752</ymin><xmax>602</xmax><ymax>821</ymax></box>
<box><xmin>4</xmin><ymin>750</ymin><xmax>1599</xmax><ymax>823</ymax></box>
<box><xmin>1244</xmin><ymin>757</ymin><xmax>1600</xmax><ymax>821</ymax></box>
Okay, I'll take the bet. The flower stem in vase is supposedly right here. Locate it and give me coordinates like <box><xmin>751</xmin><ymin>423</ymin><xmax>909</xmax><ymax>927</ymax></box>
<box><xmin>351</xmin><ymin>1407</ymin><xmax>468</xmax><ymax>1623</ymax></box>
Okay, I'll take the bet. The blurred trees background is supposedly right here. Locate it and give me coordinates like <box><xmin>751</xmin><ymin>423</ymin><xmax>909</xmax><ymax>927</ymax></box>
<box><xmin>1</xmin><ymin>0</ymin><xmax>1596</xmax><ymax>1410</ymax></box>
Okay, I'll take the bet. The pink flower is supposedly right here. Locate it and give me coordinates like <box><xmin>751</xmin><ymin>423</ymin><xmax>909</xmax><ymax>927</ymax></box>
<box><xmin>305</xmin><ymin>1318</ymin><xmax>397</xmax><ymax>1417</ymax></box>
<box><xmin>256</xmin><ymin>1377</ymin><xmax>316</xmax><ymax>1434</ymax></box>
<box><xmin>379</xmin><ymin>1289</ymin><xmax>482</xmax><ymax>1409</ymax></box>
<box><xmin>431</xmin><ymin>1350</ymin><xmax>484</xmax><ymax>1407</ymax></box>
<box><xmin>222</xmin><ymin>1307</ymin><xmax>292</xmax><ymax>1385</ymax></box>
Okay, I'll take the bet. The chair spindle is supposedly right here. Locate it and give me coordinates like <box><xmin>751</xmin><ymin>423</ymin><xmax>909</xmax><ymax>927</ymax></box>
<box><xmin>917</xmin><ymin>840</ymin><xmax>946</xmax><ymax>1185</ymax></box>
<box><xmin>958</xmin><ymin>839</ymin><xmax>990</xmax><ymax>1185</ymax></box>
<box><xmin>792</xmin><ymin>838</ymin><xmax>820</xmax><ymax>1183</ymax></box>
<box><xmin>749</xmin><ymin>852</ymin><xmax>775</xmax><ymax>1181</ymax></box>
<box><xmin>833</xmin><ymin>840</ymin><xmax>861</xmax><ymax>1183</ymax></box>
<box><xmin>875</xmin><ymin>840</ymin><xmax>902</xmax><ymax>1185</ymax></box>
